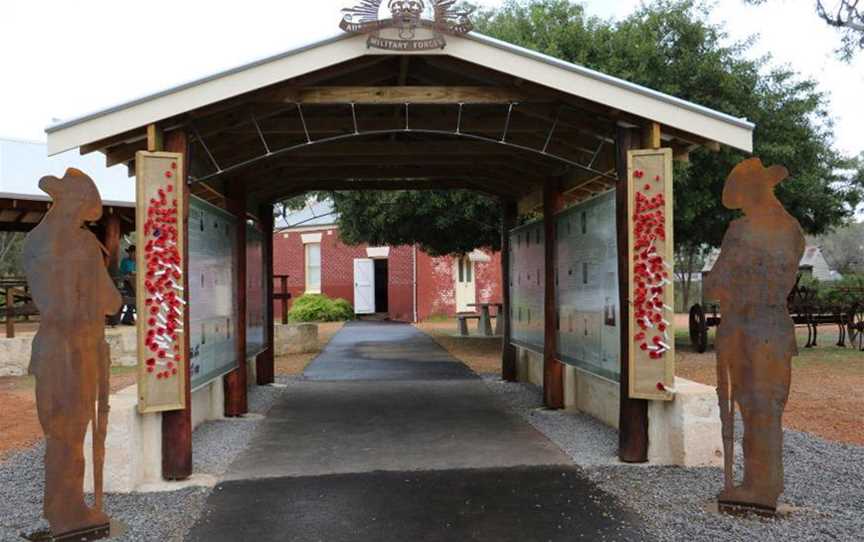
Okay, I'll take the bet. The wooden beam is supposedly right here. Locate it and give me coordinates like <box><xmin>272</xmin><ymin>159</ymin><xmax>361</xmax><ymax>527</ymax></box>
<box><xmin>615</xmin><ymin>125</ymin><xmax>649</xmax><ymax>463</ymax></box>
<box><xmin>501</xmin><ymin>199</ymin><xmax>518</xmax><ymax>382</ymax></box>
<box><xmin>257</xmin><ymin>203</ymin><xmax>275</xmax><ymax>385</ymax></box>
<box><xmin>543</xmin><ymin>179</ymin><xmax>564</xmax><ymax>409</ymax></box>
<box><xmin>224</xmin><ymin>179</ymin><xmax>248</xmax><ymax>417</ymax></box>
<box><xmin>162</xmin><ymin>129</ymin><xmax>193</xmax><ymax>480</ymax></box>
<box><xmin>642</xmin><ymin>122</ymin><xmax>662</xmax><ymax>150</ymax></box>
<box><xmin>284</xmin><ymin>86</ymin><xmax>527</xmax><ymax>105</ymax></box>
<box><xmin>147</xmin><ymin>124</ymin><xmax>164</xmax><ymax>152</ymax></box>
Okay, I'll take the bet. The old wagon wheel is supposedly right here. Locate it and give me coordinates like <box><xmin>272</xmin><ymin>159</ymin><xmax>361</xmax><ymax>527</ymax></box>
<box><xmin>689</xmin><ymin>303</ymin><xmax>708</xmax><ymax>353</ymax></box>
<box><xmin>847</xmin><ymin>304</ymin><xmax>864</xmax><ymax>351</ymax></box>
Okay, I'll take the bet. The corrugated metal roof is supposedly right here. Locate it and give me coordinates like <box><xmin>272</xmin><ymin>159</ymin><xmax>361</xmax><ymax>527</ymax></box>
<box><xmin>45</xmin><ymin>30</ymin><xmax>754</xmax><ymax>154</ymax></box>
<box><xmin>0</xmin><ymin>137</ymin><xmax>135</xmax><ymax>206</ymax></box>
<box><xmin>276</xmin><ymin>199</ymin><xmax>338</xmax><ymax>230</ymax></box>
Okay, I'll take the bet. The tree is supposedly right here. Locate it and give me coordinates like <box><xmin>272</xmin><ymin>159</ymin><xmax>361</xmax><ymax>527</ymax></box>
<box><xmin>810</xmin><ymin>220</ymin><xmax>864</xmax><ymax>274</ymax></box>
<box><xmin>276</xmin><ymin>0</ymin><xmax>863</xmax><ymax>258</ymax></box>
<box><xmin>0</xmin><ymin>232</ymin><xmax>25</xmax><ymax>277</ymax></box>
<box><xmin>330</xmin><ymin>191</ymin><xmax>502</xmax><ymax>256</ymax></box>
<box><xmin>475</xmin><ymin>0</ymin><xmax>863</xmax><ymax>280</ymax></box>
<box><xmin>746</xmin><ymin>0</ymin><xmax>864</xmax><ymax>60</ymax></box>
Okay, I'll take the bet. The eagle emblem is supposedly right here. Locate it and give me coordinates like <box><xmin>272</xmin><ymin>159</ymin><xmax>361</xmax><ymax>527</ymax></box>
<box><xmin>340</xmin><ymin>0</ymin><xmax>475</xmax><ymax>50</ymax></box>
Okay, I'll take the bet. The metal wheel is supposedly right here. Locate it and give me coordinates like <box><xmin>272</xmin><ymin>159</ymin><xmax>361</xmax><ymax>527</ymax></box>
<box><xmin>847</xmin><ymin>304</ymin><xmax>864</xmax><ymax>351</ymax></box>
<box><xmin>689</xmin><ymin>303</ymin><xmax>708</xmax><ymax>353</ymax></box>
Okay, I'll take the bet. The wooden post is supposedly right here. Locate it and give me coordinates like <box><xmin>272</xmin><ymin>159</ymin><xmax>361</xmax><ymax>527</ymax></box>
<box><xmin>162</xmin><ymin>129</ymin><xmax>193</xmax><ymax>480</ymax></box>
<box><xmin>501</xmin><ymin>199</ymin><xmax>517</xmax><ymax>382</ymax></box>
<box><xmin>257</xmin><ymin>203</ymin><xmax>276</xmax><ymax>385</ymax></box>
<box><xmin>224</xmin><ymin>181</ymin><xmax>248</xmax><ymax>417</ymax></box>
<box><xmin>103</xmin><ymin>211</ymin><xmax>122</xmax><ymax>276</ymax></box>
<box><xmin>616</xmin><ymin>125</ymin><xmax>649</xmax><ymax>463</ymax></box>
<box><xmin>5</xmin><ymin>287</ymin><xmax>14</xmax><ymax>339</ymax></box>
<box><xmin>543</xmin><ymin>180</ymin><xmax>564</xmax><ymax>409</ymax></box>
<box><xmin>280</xmin><ymin>276</ymin><xmax>289</xmax><ymax>325</ymax></box>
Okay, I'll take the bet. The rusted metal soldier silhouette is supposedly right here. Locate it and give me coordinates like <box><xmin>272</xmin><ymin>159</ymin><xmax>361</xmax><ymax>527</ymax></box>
<box><xmin>23</xmin><ymin>168</ymin><xmax>121</xmax><ymax>537</ymax></box>
<box><xmin>704</xmin><ymin>158</ymin><xmax>805</xmax><ymax>512</ymax></box>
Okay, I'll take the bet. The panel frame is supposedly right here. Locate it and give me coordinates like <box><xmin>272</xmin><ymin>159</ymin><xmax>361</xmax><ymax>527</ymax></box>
<box><xmin>554</xmin><ymin>189</ymin><xmax>621</xmax><ymax>383</ymax></box>
<box><xmin>626</xmin><ymin>148</ymin><xmax>675</xmax><ymax>401</ymax></box>
<box><xmin>508</xmin><ymin>219</ymin><xmax>545</xmax><ymax>354</ymax></box>
<box><xmin>136</xmin><ymin>151</ymin><xmax>187</xmax><ymax>414</ymax></box>
<box><xmin>188</xmin><ymin>195</ymin><xmax>240</xmax><ymax>392</ymax></box>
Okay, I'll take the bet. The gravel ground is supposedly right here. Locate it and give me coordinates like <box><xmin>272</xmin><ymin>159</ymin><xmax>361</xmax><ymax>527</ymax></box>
<box><xmin>0</xmin><ymin>381</ymin><xmax>286</xmax><ymax>542</ymax></box>
<box><xmin>481</xmin><ymin>374</ymin><xmax>864</xmax><ymax>542</ymax></box>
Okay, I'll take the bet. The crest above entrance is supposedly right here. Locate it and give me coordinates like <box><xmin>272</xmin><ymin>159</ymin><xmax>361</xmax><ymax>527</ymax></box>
<box><xmin>340</xmin><ymin>0</ymin><xmax>474</xmax><ymax>50</ymax></box>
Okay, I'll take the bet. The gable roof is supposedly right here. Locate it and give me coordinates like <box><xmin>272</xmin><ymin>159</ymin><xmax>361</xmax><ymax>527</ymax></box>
<box><xmin>45</xmin><ymin>31</ymin><xmax>754</xmax><ymax>156</ymax></box>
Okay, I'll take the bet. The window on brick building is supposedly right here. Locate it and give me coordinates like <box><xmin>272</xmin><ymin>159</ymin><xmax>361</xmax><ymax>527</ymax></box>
<box><xmin>305</xmin><ymin>242</ymin><xmax>321</xmax><ymax>293</ymax></box>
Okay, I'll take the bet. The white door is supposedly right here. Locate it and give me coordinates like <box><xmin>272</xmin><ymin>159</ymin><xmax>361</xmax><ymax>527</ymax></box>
<box><xmin>454</xmin><ymin>256</ymin><xmax>476</xmax><ymax>313</ymax></box>
<box><xmin>354</xmin><ymin>258</ymin><xmax>376</xmax><ymax>315</ymax></box>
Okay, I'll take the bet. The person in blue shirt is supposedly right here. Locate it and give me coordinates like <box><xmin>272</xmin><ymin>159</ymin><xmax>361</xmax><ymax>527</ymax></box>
<box><xmin>119</xmin><ymin>245</ymin><xmax>136</xmax><ymax>276</ymax></box>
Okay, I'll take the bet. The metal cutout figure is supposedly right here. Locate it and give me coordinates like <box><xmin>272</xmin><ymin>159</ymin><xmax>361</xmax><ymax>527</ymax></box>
<box><xmin>704</xmin><ymin>158</ymin><xmax>805</xmax><ymax>512</ymax></box>
<box><xmin>23</xmin><ymin>168</ymin><xmax>121</xmax><ymax>537</ymax></box>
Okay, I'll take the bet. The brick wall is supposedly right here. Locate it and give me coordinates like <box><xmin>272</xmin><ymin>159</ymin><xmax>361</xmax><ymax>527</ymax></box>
<box><xmin>273</xmin><ymin>227</ymin><xmax>501</xmax><ymax>322</ymax></box>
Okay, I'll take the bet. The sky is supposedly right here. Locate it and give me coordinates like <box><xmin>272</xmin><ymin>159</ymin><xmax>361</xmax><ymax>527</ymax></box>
<box><xmin>0</xmin><ymin>0</ymin><xmax>861</xmax><ymax>158</ymax></box>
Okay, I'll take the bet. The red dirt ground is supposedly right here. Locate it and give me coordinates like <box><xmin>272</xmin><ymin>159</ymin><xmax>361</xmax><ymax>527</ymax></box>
<box><xmin>419</xmin><ymin>317</ymin><xmax>864</xmax><ymax>447</ymax></box>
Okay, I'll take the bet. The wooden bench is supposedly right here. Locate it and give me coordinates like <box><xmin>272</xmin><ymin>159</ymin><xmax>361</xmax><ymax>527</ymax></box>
<box><xmin>456</xmin><ymin>314</ymin><xmax>481</xmax><ymax>336</ymax></box>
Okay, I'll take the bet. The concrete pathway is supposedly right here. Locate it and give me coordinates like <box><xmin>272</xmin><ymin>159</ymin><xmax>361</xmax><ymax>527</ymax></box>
<box><xmin>187</xmin><ymin>322</ymin><xmax>649</xmax><ymax>541</ymax></box>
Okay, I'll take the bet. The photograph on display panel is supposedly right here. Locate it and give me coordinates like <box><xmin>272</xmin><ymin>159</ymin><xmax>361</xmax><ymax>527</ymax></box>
<box><xmin>509</xmin><ymin>220</ymin><xmax>545</xmax><ymax>353</ymax></box>
<box><xmin>555</xmin><ymin>191</ymin><xmax>621</xmax><ymax>382</ymax></box>
<box><xmin>189</xmin><ymin>196</ymin><xmax>239</xmax><ymax>390</ymax></box>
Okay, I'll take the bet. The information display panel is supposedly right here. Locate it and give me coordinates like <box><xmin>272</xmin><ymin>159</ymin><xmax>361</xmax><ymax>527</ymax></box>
<box><xmin>555</xmin><ymin>191</ymin><xmax>620</xmax><ymax>382</ymax></box>
<box><xmin>189</xmin><ymin>196</ymin><xmax>238</xmax><ymax>390</ymax></box>
<box><xmin>246</xmin><ymin>223</ymin><xmax>266</xmax><ymax>358</ymax></box>
<box><xmin>136</xmin><ymin>152</ymin><xmax>187</xmax><ymax>413</ymax></box>
<box><xmin>627</xmin><ymin>148</ymin><xmax>675</xmax><ymax>400</ymax></box>
<box><xmin>509</xmin><ymin>221</ymin><xmax>545</xmax><ymax>352</ymax></box>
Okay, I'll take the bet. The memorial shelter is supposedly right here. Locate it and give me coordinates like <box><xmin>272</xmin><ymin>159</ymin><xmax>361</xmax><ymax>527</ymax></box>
<box><xmin>44</xmin><ymin>19</ymin><xmax>753</xmax><ymax>484</ymax></box>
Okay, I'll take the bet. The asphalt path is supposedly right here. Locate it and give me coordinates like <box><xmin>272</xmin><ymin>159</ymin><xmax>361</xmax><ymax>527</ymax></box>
<box><xmin>187</xmin><ymin>322</ymin><xmax>649</xmax><ymax>541</ymax></box>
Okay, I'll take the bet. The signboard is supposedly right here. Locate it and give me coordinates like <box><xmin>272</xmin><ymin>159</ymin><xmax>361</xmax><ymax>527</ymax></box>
<box><xmin>246</xmin><ymin>223</ymin><xmax>266</xmax><ymax>358</ymax></box>
<box><xmin>136</xmin><ymin>152</ymin><xmax>186</xmax><ymax>413</ymax></box>
<box><xmin>627</xmin><ymin>148</ymin><xmax>675</xmax><ymax>400</ymax></box>
<box><xmin>340</xmin><ymin>1</ymin><xmax>474</xmax><ymax>51</ymax></box>
<box><xmin>509</xmin><ymin>221</ymin><xmax>544</xmax><ymax>352</ymax></box>
<box><xmin>189</xmin><ymin>197</ymin><xmax>239</xmax><ymax>390</ymax></box>
<box><xmin>556</xmin><ymin>191</ymin><xmax>620</xmax><ymax>382</ymax></box>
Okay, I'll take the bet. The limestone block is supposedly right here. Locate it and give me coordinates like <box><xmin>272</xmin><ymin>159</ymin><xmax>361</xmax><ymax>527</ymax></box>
<box><xmin>0</xmin><ymin>337</ymin><xmax>31</xmax><ymax>376</ymax></box>
<box><xmin>647</xmin><ymin>377</ymin><xmax>723</xmax><ymax>467</ymax></box>
<box><xmin>191</xmin><ymin>379</ymin><xmax>225</xmax><ymax>431</ymax></box>
<box><xmin>84</xmin><ymin>386</ymin><xmax>162</xmax><ymax>493</ymax></box>
<box><xmin>574</xmin><ymin>369</ymin><xmax>619</xmax><ymax>429</ymax></box>
<box><xmin>275</xmin><ymin>323</ymin><xmax>318</xmax><ymax>356</ymax></box>
<box><xmin>105</xmin><ymin>327</ymin><xmax>138</xmax><ymax>367</ymax></box>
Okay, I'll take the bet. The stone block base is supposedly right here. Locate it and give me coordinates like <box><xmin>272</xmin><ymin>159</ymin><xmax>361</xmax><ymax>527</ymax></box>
<box><xmin>275</xmin><ymin>323</ymin><xmax>318</xmax><ymax>356</ymax></box>
<box><xmin>512</xmin><ymin>345</ymin><xmax>722</xmax><ymax>467</ymax></box>
<box><xmin>84</xmin><ymin>378</ymin><xmax>226</xmax><ymax>493</ymax></box>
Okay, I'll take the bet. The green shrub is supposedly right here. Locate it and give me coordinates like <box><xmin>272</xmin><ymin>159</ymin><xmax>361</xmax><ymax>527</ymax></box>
<box><xmin>288</xmin><ymin>293</ymin><xmax>354</xmax><ymax>322</ymax></box>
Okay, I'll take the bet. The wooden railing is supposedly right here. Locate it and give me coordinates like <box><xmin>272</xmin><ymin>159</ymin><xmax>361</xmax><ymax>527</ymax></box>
<box><xmin>273</xmin><ymin>275</ymin><xmax>292</xmax><ymax>325</ymax></box>
<box><xmin>1</xmin><ymin>278</ymin><xmax>37</xmax><ymax>339</ymax></box>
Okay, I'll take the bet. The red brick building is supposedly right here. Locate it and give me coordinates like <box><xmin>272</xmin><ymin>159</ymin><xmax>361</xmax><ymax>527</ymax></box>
<box><xmin>273</xmin><ymin>200</ymin><xmax>502</xmax><ymax>322</ymax></box>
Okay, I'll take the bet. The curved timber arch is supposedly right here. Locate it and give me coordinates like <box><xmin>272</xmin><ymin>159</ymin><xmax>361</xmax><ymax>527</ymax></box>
<box><xmin>189</xmin><ymin>104</ymin><xmax>618</xmax><ymax>186</ymax></box>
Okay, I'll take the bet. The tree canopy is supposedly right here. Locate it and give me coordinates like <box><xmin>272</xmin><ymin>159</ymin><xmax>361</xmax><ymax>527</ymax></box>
<box><xmin>280</xmin><ymin>0</ymin><xmax>863</xmax><ymax>257</ymax></box>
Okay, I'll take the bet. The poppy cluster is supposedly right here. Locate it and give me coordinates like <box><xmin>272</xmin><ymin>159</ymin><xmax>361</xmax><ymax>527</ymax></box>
<box><xmin>632</xmin><ymin>169</ymin><xmax>671</xmax><ymax>360</ymax></box>
<box><xmin>142</xmin><ymin>162</ymin><xmax>184</xmax><ymax>381</ymax></box>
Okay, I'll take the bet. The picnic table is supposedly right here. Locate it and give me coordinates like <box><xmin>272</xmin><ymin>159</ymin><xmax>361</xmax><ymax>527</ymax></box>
<box><xmin>467</xmin><ymin>302</ymin><xmax>504</xmax><ymax>337</ymax></box>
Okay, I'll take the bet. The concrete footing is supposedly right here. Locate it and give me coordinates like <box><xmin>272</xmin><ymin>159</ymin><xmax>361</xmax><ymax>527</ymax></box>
<box><xmin>84</xmin><ymin>379</ymin><xmax>226</xmax><ymax>493</ymax></box>
<box><xmin>514</xmin><ymin>345</ymin><xmax>722</xmax><ymax>467</ymax></box>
